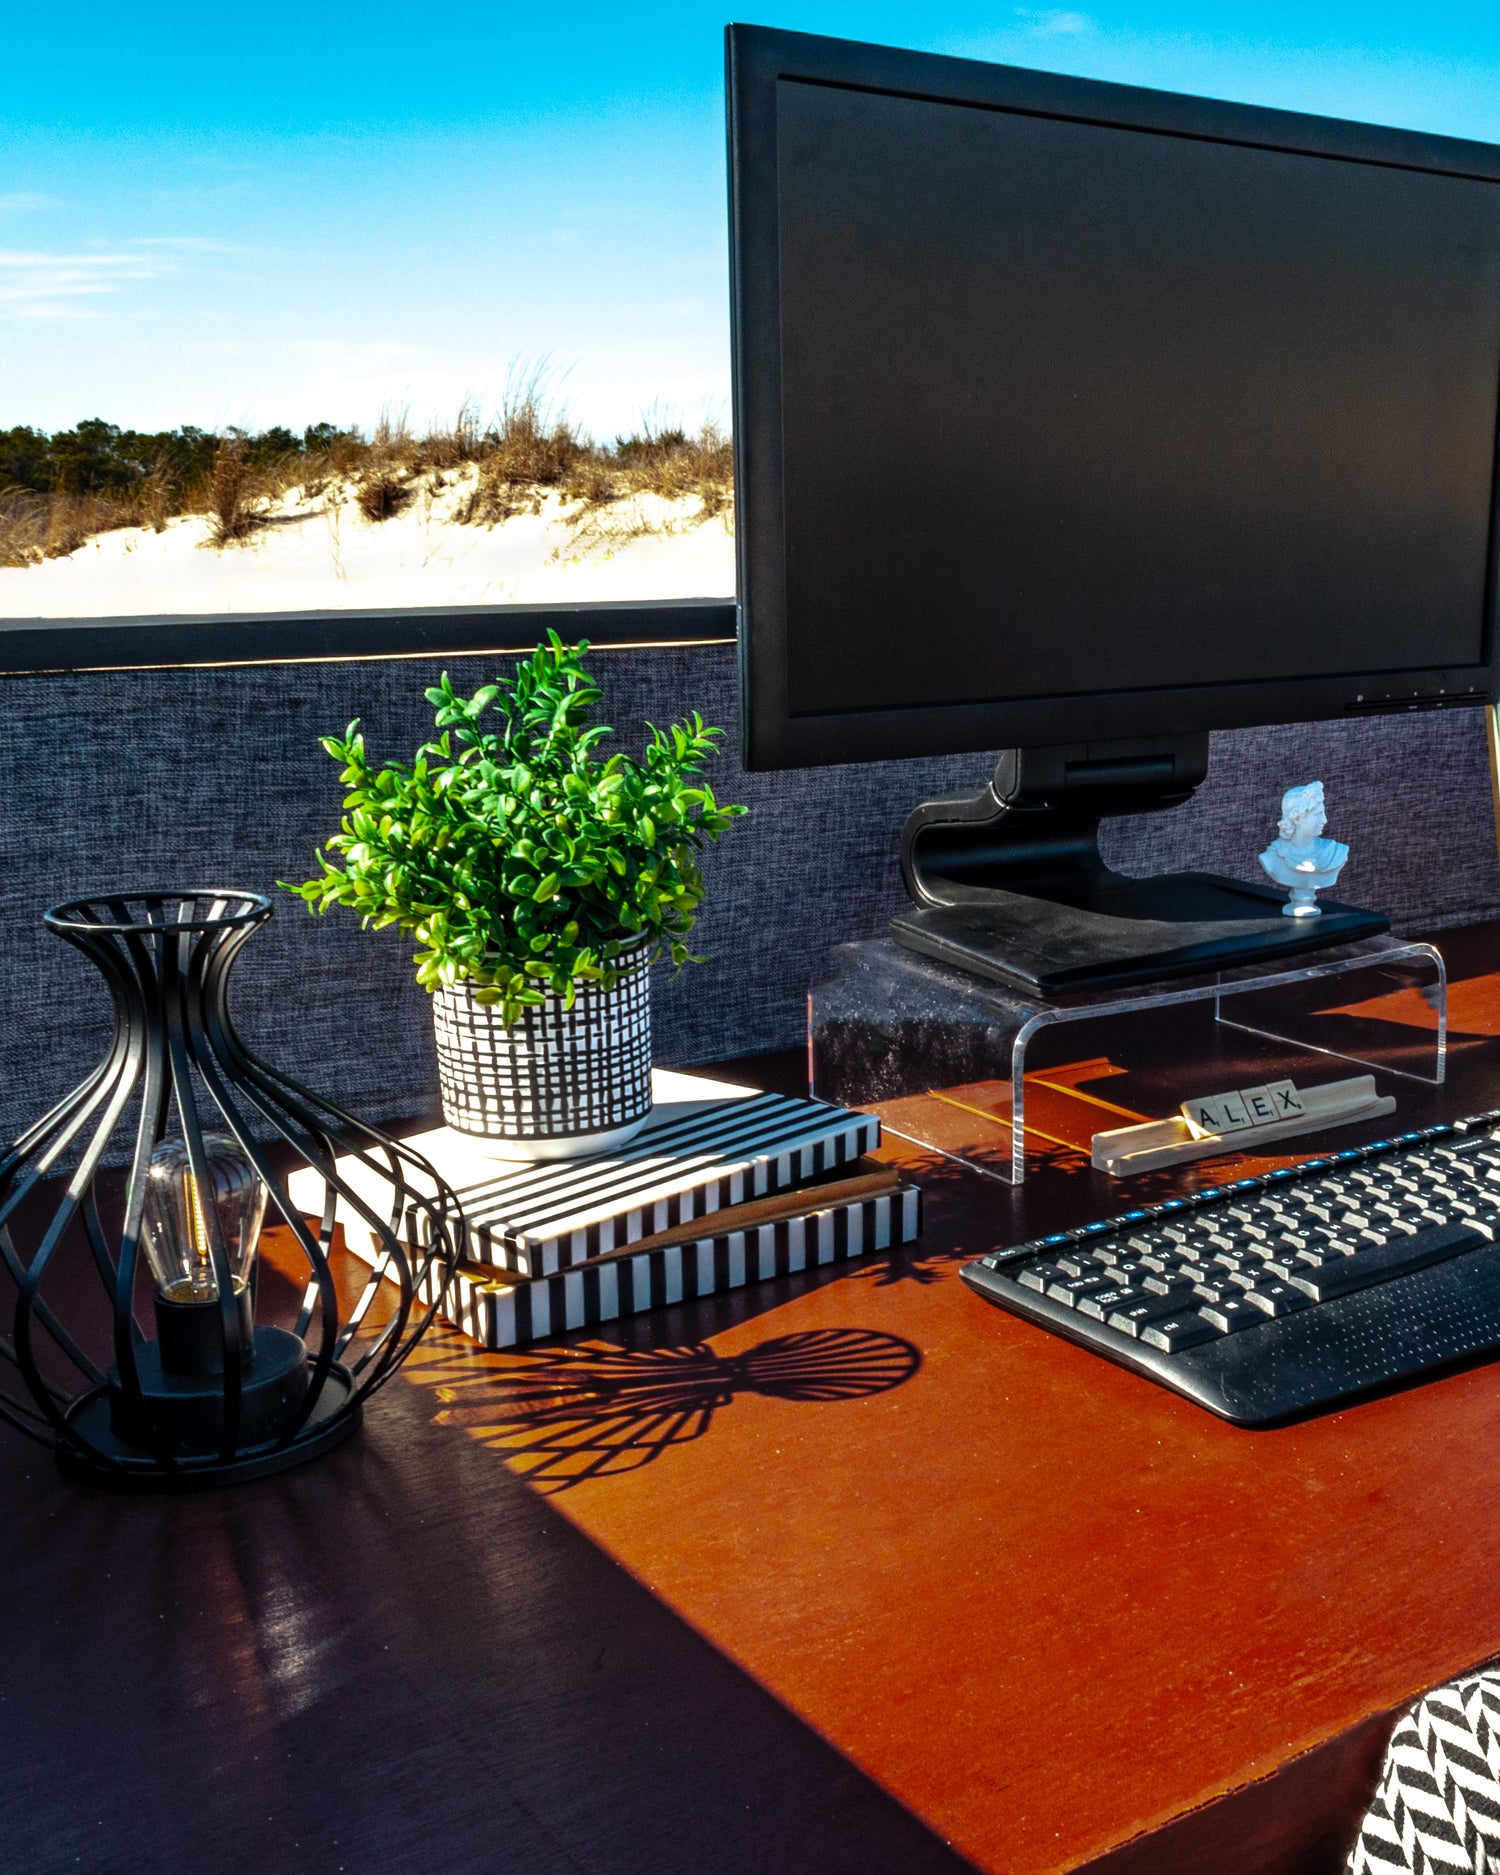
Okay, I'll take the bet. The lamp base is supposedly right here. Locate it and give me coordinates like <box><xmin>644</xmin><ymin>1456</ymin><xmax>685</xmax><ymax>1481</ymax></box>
<box><xmin>59</xmin><ymin>1361</ymin><xmax>359</xmax><ymax>1491</ymax></box>
<box><xmin>107</xmin><ymin>1324</ymin><xmax>309</xmax><ymax>1453</ymax></box>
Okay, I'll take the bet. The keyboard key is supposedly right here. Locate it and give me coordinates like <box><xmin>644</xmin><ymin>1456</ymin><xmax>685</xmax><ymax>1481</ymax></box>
<box><xmin>1048</xmin><ymin>1274</ymin><xmax>1117</xmax><ymax>1307</ymax></box>
<box><xmin>1106</xmin><ymin>1292</ymin><xmax>1186</xmax><ymax>1336</ymax></box>
<box><xmin>1285</xmin><ymin>1221</ymin><xmax>1486</xmax><ymax>1302</ymax></box>
<box><xmin>1057</xmin><ymin>1252</ymin><xmax>1109</xmax><ymax>1277</ymax></box>
<box><xmin>1140</xmin><ymin>1313</ymin><xmax>1223</xmax><ymax>1353</ymax></box>
<box><xmin>1018</xmin><ymin>1262</ymin><xmax>1067</xmax><ymax>1293</ymax></box>
<box><xmin>1198</xmin><ymin>1296</ymin><xmax>1263</xmax><ymax>1333</ymax></box>
<box><xmin>1242</xmin><ymin>1281</ymin><xmax>1313</xmax><ymax>1316</ymax></box>
<box><xmin>1143</xmin><ymin>1271</ymin><xmax>1197</xmax><ymax>1296</ymax></box>
<box><xmin>1077</xmin><ymin>1284</ymin><xmax>1140</xmax><ymax>1320</ymax></box>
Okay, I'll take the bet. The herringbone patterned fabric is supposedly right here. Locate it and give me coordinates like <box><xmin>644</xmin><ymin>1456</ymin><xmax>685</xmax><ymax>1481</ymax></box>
<box><xmin>1349</xmin><ymin>1674</ymin><xmax>1500</xmax><ymax>1873</ymax></box>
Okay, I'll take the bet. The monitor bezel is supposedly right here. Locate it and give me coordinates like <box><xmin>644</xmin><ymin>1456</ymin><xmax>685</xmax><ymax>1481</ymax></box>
<box><xmin>728</xmin><ymin>23</ymin><xmax>1500</xmax><ymax>770</ymax></box>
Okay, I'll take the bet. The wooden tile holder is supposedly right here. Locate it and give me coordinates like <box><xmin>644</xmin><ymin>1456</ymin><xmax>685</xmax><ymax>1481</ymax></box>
<box><xmin>1091</xmin><ymin>1073</ymin><xmax>1397</xmax><ymax>1177</ymax></box>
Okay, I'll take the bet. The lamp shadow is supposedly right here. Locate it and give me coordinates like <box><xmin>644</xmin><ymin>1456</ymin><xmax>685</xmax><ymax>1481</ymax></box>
<box><xmin>411</xmin><ymin>1326</ymin><xmax>921</xmax><ymax>1493</ymax></box>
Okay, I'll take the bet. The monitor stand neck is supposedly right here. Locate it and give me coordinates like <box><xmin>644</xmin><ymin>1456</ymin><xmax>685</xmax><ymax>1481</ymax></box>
<box><xmin>893</xmin><ymin>735</ymin><xmax>1386</xmax><ymax>996</ymax></box>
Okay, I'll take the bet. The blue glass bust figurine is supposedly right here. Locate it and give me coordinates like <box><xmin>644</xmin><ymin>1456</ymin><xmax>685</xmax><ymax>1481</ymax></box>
<box><xmin>1259</xmin><ymin>781</ymin><xmax>1349</xmax><ymax>918</ymax></box>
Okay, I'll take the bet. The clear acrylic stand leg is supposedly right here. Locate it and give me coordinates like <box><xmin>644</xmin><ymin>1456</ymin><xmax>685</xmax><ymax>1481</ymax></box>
<box><xmin>1211</xmin><ymin>942</ymin><xmax>1446</xmax><ymax>1088</ymax></box>
<box><xmin>811</xmin><ymin>935</ymin><xmax>1450</xmax><ymax>1187</ymax></box>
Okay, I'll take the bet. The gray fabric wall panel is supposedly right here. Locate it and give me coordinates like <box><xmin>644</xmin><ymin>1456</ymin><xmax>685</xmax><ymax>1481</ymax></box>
<box><xmin>0</xmin><ymin>646</ymin><xmax>1494</xmax><ymax>1150</ymax></box>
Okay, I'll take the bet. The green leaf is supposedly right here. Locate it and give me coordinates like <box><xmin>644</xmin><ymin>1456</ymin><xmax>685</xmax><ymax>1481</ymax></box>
<box><xmin>281</xmin><ymin>640</ymin><xmax>746</xmax><ymax>1000</ymax></box>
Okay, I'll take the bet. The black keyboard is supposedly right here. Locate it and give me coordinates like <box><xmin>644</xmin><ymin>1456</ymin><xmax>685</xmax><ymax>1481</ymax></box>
<box><xmin>961</xmin><ymin>1112</ymin><xmax>1500</xmax><ymax>1424</ymax></box>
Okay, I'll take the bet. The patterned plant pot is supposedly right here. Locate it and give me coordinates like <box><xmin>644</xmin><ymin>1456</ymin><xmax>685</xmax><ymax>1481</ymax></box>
<box><xmin>432</xmin><ymin>945</ymin><xmax>653</xmax><ymax>1159</ymax></box>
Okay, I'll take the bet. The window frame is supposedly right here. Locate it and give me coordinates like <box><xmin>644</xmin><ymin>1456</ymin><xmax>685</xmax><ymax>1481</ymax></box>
<box><xmin>0</xmin><ymin>598</ymin><xmax>736</xmax><ymax>675</ymax></box>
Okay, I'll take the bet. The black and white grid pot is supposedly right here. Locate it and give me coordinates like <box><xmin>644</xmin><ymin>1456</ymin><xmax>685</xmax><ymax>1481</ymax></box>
<box><xmin>431</xmin><ymin>943</ymin><xmax>653</xmax><ymax>1159</ymax></box>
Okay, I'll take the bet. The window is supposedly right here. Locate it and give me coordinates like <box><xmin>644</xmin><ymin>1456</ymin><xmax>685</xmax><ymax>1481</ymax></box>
<box><xmin>1</xmin><ymin>10</ymin><xmax>735</xmax><ymax>662</ymax></box>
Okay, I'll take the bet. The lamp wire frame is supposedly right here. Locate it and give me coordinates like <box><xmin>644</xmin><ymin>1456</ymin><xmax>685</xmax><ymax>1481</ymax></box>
<box><xmin>0</xmin><ymin>891</ymin><xmax>466</xmax><ymax>1488</ymax></box>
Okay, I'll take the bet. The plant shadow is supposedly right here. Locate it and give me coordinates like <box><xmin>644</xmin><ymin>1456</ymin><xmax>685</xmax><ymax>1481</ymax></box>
<box><xmin>412</xmin><ymin>1326</ymin><xmax>921</xmax><ymax>1493</ymax></box>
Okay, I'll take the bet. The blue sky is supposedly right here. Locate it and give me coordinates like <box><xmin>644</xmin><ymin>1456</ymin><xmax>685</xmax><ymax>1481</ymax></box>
<box><xmin>8</xmin><ymin>3</ymin><xmax>1500</xmax><ymax>438</ymax></box>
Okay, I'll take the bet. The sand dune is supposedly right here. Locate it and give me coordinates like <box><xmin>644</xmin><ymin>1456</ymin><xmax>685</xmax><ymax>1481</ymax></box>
<box><xmin>0</xmin><ymin>467</ymin><xmax>736</xmax><ymax>617</ymax></box>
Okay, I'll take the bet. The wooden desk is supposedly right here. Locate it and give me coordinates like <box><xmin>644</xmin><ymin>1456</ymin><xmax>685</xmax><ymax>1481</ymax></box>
<box><xmin>7</xmin><ymin>928</ymin><xmax>1500</xmax><ymax>1875</ymax></box>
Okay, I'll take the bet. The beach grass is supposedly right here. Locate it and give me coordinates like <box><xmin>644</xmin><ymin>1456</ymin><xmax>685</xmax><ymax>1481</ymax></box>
<box><xmin>0</xmin><ymin>395</ymin><xmax>734</xmax><ymax>568</ymax></box>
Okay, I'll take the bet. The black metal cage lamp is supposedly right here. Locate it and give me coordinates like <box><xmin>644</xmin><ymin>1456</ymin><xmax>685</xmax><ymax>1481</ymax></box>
<box><xmin>0</xmin><ymin>892</ymin><xmax>464</xmax><ymax>1489</ymax></box>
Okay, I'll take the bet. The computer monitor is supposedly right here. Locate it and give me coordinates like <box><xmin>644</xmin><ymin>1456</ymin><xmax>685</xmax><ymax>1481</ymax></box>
<box><xmin>726</xmin><ymin>24</ymin><xmax>1500</xmax><ymax>994</ymax></box>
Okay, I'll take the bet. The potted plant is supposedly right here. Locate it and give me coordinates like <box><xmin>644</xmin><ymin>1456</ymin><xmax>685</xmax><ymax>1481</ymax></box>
<box><xmin>289</xmin><ymin>632</ymin><xmax>744</xmax><ymax>1158</ymax></box>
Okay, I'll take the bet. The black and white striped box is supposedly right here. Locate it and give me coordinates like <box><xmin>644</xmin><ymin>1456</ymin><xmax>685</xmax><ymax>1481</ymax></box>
<box><xmin>290</xmin><ymin>1070</ymin><xmax>883</xmax><ymax>1279</ymax></box>
<box><xmin>416</xmin><ymin>1184</ymin><xmax>922</xmax><ymax>1351</ymax></box>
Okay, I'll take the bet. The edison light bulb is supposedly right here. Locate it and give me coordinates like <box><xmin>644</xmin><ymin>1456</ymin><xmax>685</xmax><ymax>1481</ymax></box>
<box><xmin>140</xmin><ymin>1134</ymin><xmax>268</xmax><ymax>1373</ymax></box>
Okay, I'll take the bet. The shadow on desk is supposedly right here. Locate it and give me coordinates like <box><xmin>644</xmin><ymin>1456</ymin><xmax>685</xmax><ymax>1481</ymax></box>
<box><xmin>0</xmin><ymin>1364</ymin><xmax>982</xmax><ymax>1875</ymax></box>
<box><xmin>411</xmin><ymin>1325</ymin><xmax>921</xmax><ymax>1492</ymax></box>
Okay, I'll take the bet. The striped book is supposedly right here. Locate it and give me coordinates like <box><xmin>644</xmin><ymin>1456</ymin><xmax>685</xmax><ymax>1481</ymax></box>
<box><xmin>291</xmin><ymin>1069</ymin><xmax>882</xmax><ymax>1279</ymax></box>
<box><xmin>409</xmin><ymin>1183</ymin><xmax>922</xmax><ymax>1351</ymax></box>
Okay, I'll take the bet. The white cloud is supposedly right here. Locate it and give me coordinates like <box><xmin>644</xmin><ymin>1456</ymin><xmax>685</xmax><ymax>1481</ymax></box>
<box><xmin>7</xmin><ymin>303</ymin><xmax>104</xmax><ymax>323</ymax></box>
<box><xmin>0</xmin><ymin>248</ymin><xmax>176</xmax><ymax>320</ymax></box>
<box><xmin>1016</xmin><ymin>8</ymin><xmax>1094</xmax><ymax>35</ymax></box>
<box><xmin>0</xmin><ymin>250</ymin><xmax>161</xmax><ymax>269</ymax></box>
<box><xmin>0</xmin><ymin>235</ymin><xmax>246</xmax><ymax>318</ymax></box>
<box><xmin>128</xmin><ymin>235</ymin><xmax>245</xmax><ymax>253</ymax></box>
<box><xmin>188</xmin><ymin>336</ymin><xmax>424</xmax><ymax>369</ymax></box>
<box><xmin>177</xmin><ymin>336</ymin><xmax>442</xmax><ymax>427</ymax></box>
<box><xmin>0</xmin><ymin>192</ymin><xmax>65</xmax><ymax>215</ymax></box>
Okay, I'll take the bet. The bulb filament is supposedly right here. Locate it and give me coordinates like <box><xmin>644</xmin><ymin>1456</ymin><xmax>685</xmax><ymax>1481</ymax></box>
<box><xmin>185</xmin><ymin>1168</ymin><xmax>217</xmax><ymax>1299</ymax></box>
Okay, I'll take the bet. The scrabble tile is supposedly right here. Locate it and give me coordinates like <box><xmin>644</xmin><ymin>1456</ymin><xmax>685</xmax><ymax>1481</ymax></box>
<box><xmin>1183</xmin><ymin>1090</ymin><xmax>1255</xmax><ymax>1134</ymax></box>
<box><xmin>1241</xmin><ymin>1085</ymin><xmax>1278</xmax><ymax>1126</ymax></box>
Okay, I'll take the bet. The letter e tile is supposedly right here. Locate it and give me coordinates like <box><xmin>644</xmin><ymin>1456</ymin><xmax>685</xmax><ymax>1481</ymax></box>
<box><xmin>1241</xmin><ymin>1086</ymin><xmax>1277</xmax><ymax>1126</ymax></box>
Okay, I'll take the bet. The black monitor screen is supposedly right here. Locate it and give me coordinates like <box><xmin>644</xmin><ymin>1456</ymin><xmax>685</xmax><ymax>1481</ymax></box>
<box><xmin>732</xmin><ymin>30</ymin><xmax>1500</xmax><ymax>764</ymax></box>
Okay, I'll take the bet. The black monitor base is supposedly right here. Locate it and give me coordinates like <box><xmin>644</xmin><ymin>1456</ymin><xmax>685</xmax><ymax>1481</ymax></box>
<box><xmin>895</xmin><ymin>738</ymin><xmax>1388</xmax><ymax>997</ymax></box>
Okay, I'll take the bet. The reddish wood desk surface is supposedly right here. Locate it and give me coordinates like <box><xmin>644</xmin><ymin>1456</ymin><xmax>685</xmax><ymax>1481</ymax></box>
<box><xmin>7</xmin><ymin>930</ymin><xmax>1500</xmax><ymax>1875</ymax></box>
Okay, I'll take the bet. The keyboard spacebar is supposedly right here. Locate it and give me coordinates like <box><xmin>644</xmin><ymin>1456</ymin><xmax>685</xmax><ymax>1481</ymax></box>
<box><xmin>1287</xmin><ymin>1221</ymin><xmax>1489</xmax><ymax>1302</ymax></box>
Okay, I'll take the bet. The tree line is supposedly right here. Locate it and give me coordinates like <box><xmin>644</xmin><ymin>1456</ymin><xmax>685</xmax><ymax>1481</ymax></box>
<box><xmin>0</xmin><ymin>421</ymin><xmax>351</xmax><ymax>498</ymax></box>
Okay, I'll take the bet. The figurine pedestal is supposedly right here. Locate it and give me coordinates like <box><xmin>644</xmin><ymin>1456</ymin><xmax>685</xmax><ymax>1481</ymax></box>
<box><xmin>809</xmin><ymin>934</ymin><xmax>1446</xmax><ymax>1185</ymax></box>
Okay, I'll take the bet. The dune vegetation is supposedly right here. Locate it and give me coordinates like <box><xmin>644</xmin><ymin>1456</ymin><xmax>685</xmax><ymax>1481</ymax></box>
<box><xmin>0</xmin><ymin>388</ymin><xmax>733</xmax><ymax>571</ymax></box>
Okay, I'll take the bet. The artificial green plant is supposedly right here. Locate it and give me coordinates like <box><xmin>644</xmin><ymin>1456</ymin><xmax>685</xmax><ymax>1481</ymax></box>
<box><xmin>288</xmin><ymin>633</ymin><xmax>745</xmax><ymax>1023</ymax></box>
